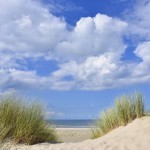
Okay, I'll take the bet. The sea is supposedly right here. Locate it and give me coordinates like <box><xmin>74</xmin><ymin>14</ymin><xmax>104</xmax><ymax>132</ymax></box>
<box><xmin>47</xmin><ymin>119</ymin><xmax>96</xmax><ymax>128</ymax></box>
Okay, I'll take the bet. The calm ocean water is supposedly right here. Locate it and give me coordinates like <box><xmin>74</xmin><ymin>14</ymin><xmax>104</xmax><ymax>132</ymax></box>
<box><xmin>47</xmin><ymin>119</ymin><xmax>96</xmax><ymax>128</ymax></box>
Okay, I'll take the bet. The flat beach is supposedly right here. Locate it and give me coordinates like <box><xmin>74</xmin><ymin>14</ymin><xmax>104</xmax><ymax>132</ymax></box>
<box><xmin>56</xmin><ymin>128</ymin><xmax>91</xmax><ymax>143</ymax></box>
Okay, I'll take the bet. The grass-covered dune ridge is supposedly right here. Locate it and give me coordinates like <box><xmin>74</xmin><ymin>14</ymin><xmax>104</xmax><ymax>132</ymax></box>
<box><xmin>0</xmin><ymin>94</ymin><xmax>58</xmax><ymax>145</ymax></box>
<box><xmin>92</xmin><ymin>92</ymin><xmax>144</xmax><ymax>138</ymax></box>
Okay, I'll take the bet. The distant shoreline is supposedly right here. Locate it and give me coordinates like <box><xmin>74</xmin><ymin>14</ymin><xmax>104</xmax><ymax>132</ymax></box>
<box><xmin>47</xmin><ymin>119</ymin><xmax>97</xmax><ymax>128</ymax></box>
<box><xmin>55</xmin><ymin>125</ymin><xmax>97</xmax><ymax>128</ymax></box>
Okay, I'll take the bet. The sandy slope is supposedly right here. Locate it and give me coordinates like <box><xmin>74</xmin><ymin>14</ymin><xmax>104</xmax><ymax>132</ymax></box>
<box><xmin>8</xmin><ymin>117</ymin><xmax>150</xmax><ymax>150</ymax></box>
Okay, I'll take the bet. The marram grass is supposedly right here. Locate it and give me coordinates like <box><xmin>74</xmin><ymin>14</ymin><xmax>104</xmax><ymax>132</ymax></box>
<box><xmin>0</xmin><ymin>94</ymin><xmax>58</xmax><ymax>145</ymax></box>
<box><xmin>92</xmin><ymin>92</ymin><xmax>144</xmax><ymax>138</ymax></box>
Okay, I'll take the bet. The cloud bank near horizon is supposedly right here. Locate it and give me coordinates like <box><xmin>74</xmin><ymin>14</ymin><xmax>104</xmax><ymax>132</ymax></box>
<box><xmin>0</xmin><ymin>0</ymin><xmax>150</xmax><ymax>92</ymax></box>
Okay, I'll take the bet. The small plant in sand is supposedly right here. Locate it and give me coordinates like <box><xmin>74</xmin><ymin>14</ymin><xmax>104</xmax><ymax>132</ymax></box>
<box><xmin>92</xmin><ymin>92</ymin><xmax>144</xmax><ymax>138</ymax></box>
<box><xmin>0</xmin><ymin>93</ymin><xmax>58</xmax><ymax>145</ymax></box>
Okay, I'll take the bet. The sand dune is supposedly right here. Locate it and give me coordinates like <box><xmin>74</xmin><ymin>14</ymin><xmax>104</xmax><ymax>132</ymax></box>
<box><xmin>8</xmin><ymin>117</ymin><xmax>150</xmax><ymax>150</ymax></box>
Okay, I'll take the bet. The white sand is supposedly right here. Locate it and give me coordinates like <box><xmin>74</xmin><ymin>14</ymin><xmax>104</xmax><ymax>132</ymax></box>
<box><xmin>56</xmin><ymin>128</ymin><xmax>91</xmax><ymax>143</ymax></box>
<box><xmin>7</xmin><ymin>117</ymin><xmax>150</xmax><ymax>150</ymax></box>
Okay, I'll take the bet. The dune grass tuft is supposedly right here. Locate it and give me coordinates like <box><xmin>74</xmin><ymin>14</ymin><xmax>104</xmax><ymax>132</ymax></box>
<box><xmin>0</xmin><ymin>93</ymin><xmax>58</xmax><ymax>145</ymax></box>
<box><xmin>92</xmin><ymin>92</ymin><xmax>144</xmax><ymax>138</ymax></box>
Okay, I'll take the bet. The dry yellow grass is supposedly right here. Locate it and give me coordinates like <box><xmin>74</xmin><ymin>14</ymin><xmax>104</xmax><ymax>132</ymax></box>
<box><xmin>0</xmin><ymin>93</ymin><xmax>58</xmax><ymax>145</ymax></box>
<box><xmin>92</xmin><ymin>92</ymin><xmax>144</xmax><ymax>138</ymax></box>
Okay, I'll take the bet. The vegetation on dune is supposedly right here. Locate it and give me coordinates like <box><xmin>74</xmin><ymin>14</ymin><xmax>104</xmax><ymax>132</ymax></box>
<box><xmin>0</xmin><ymin>91</ymin><xmax>146</xmax><ymax>144</ymax></box>
<box><xmin>0</xmin><ymin>94</ymin><xmax>58</xmax><ymax>145</ymax></box>
<box><xmin>92</xmin><ymin>92</ymin><xmax>144</xmax><ymax>139</ymax></box>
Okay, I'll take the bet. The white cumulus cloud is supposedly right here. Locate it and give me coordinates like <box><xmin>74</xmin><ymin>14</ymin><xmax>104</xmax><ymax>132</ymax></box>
<box><xmin>0</xmin><ymin>0</ymin><xmax>150</xmax><ymax>91</ymax></box>
<box><xmin>55</xmin><ymin>14</ymin><xmax>127</xmax><ymax>60</ymax></box>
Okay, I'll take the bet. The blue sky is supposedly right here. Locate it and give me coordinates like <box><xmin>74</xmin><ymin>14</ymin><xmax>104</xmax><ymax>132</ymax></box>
<box><xmin>0</xmin><ymin>0</ymin><xmax>150</xmax><ymax>119</ymax></box>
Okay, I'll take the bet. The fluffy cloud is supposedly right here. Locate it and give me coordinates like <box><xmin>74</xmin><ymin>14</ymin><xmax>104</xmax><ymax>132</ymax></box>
<box><xmin>133</xmin><ymin>41</ymin><xmax>150</xmax><ymax>76</ymax></box>
<box><xmin>0</xmin><ymin>0</ymin><xmax>68</xmax><ymax>60</ymax></box>
<box><xmin>0</xmin><ymin>0</ymin><xmax>127</xmax><ymax>62</ymax></box>
<box><xmin>55</xmin><ymin>14</ymin><xmax>127</xmax><ymax>60</ymax></box>
<box><xmin>127</xmin><ymin>0</ymin><xmax>150</xmax><ymax>40</ymax></box>
<box><xmin>0</xmin><ymin>68</ymin><xmax>75</xmax><ymax>91</ymax></box>
<box><xmin>52</xmin><ymin>54</ymin><xmax>118</xmax><ymax>90</ymax></box>
<box><xmin>0</xmin><ymin>0</ymin><xmax>150</xmax><ymax>91</ymax></box>
<box><xmin>135</xmin><ymin>41</ymin><xmax>150</xmax><ymax>63</ymax></box>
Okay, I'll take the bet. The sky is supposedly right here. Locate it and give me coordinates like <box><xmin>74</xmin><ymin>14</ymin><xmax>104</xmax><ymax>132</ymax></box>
<box><xmin>0</xmin><ymin>0</ymin><xmax>150</xmax><ymax>119</ymax></box>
